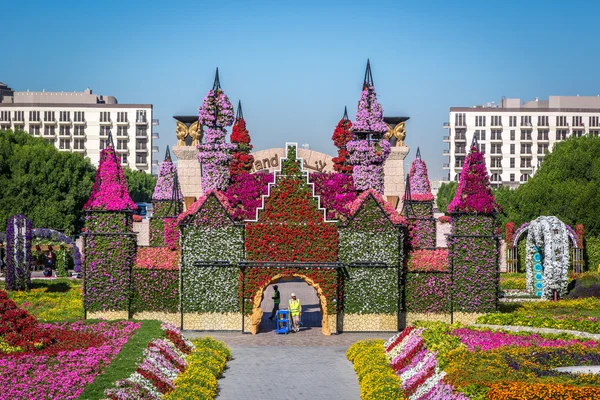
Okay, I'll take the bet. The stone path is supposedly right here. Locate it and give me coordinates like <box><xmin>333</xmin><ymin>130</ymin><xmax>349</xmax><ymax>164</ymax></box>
<box><xmin>473</xmin><ymin>324</ymin><xmax>600</xmax><ymax>340</ymax></box>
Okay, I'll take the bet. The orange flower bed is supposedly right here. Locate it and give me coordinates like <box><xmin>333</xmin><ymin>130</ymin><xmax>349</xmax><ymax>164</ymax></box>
<box><xmin>487</xmin><ymin>381</ymin><xmax>600</xmax><ymax>400</ymax></box>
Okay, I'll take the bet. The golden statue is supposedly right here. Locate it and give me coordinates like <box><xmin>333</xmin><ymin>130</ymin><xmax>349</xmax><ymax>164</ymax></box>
<box><xmin>175</xmin><ymin>121</ymin><xmax>202</xmax><ymax>146</ymax></box>
<box><xmin>189</xmin><ymin>121</ymin><xmax>201</xmax><ymax>146</ymax></box>
<box><xmin>384</xmin><ymin>122</ymin><xmax>406</xmax><ymax>147</ymax></box>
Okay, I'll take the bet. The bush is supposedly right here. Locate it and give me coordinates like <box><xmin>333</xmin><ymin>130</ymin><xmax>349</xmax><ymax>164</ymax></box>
<box><xmin>500</xmin><ymin>273</ymin><xmax>526</xmax><ymax>290</ymax></box>
<box><xmin>586</xmin><ymin>236</ymin><xmax>600</xmax><ymax>272</ymax></box>
<box><xmin>346</xmin><ymin>339</ymin><xmax>403</xmax><ymax>400</ymax></box>
<box><xmin>568</xmin><ymin>272</ymin><xmax>600</xmax><ymax>299</ymax></box>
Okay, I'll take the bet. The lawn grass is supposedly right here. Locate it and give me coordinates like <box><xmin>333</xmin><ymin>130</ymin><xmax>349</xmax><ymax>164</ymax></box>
<box><xmin>77</xmin><ymin>319</ymin><xmax>165</xmax><ymax>400</ymax></box>
<box><xmin>1</xmin><ymin>278</ymin><xmax>84</xmax><ymax>321</ymax></box>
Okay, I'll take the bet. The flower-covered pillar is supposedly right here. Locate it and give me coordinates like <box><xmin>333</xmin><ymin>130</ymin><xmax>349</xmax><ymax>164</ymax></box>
<box><xmin>403</xmin><ymin>148</ymin><xmax>436</xmax><ymax>249</ymax></box>
<box><xmin>150</xmin><ymin>146</ymin><xmax>184</xmax><ymax>247</ymax></box>
<box><xmin>5</xmin><ymin>214</ymin><xmax>32</xmax><ymax>291</ymax></box>
<box><xmin>331</xmin><ymin>106</ymin><xmax>354</xmax><ymax>174</ymax></box>
<box><xmin>347</xmin><ymin>60</ymin><xmax>391</xmax><ymax>193</ymax></box>
<box><xmin>447</xmin><ymin>139</ymin><xmax>500</xmax><ymax>318</ymax></box>
<box><xmin>83</xmin><ymin>134</ymin><xmax>137</xmax><ymax>319</ymax></box>
<box><xmin>230</xmin><ymin>101</ymin><xmax>254</xmax><ymax>176</ymax></box>
<box><xmin>197</xmin><ymin>68</ymin><xmax>236</xmax><ymax>192</ymax></box>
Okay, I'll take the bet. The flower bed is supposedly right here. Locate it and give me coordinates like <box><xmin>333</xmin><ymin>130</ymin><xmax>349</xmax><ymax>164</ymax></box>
<box><xmin>407</xmin><ymin>250</ymin><xmax>448</xmax><ymax>272</ymax></box>
<box><xmin>131</xmin><ymin>268</ymin><xmax>180</xmax><ymax>313</ymax></box>
<box><xmin>6</xmin><ymin>279</ymin><xmax>83</xmax><ymax>321</ymax></box>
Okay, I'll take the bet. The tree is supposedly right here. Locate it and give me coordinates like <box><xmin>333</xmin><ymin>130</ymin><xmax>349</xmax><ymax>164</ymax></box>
<box><xmin>123</xmin><ymin>168</ymin><xmax>156</xmax><ymax>203</ymax></box>
<box><xmin>508</xmin><ymin>136</ymin><xmax>600</xmax><ymax>236</ymax></box>
<box><xmin>436</xmin><ymin>181</ymin><xmax>457</xmax><ymax>213</ymax></box>
<box><xmin>0</xmin><ymin>129</ymin><xmax>95</xmax><ymax>234</ymax></box>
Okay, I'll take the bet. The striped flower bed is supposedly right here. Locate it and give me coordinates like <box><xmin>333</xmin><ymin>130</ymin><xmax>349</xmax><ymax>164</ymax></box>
<box><xmin>105</xmin><ymin>323</ymin><xmax>196</xmax><ymax>399</ymax></box>
<box><xmin>384</xmin><ymin>329</ymin><xmax>468</xmax><ymax>400</ymax></box>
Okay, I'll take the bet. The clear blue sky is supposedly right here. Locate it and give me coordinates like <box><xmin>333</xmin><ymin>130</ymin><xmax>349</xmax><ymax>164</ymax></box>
<box><xmin>3</xmin><ymin>0</ymin><xmax>600</xmax><ymax>178</ymax></box>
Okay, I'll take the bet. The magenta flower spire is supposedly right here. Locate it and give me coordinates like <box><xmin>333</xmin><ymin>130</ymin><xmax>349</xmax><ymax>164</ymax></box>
<box><xmin>448</xmin><ymin>140</ymin><xmax>500</xmax><ymax>214</ymax></box>
<box><xmin>153</xmin><ymin>146</ymin><xmax>183</xmax><ymax>201</ymax></box>
<box><xmin>84</xmin><ymin>136</ymin><xmax>136</xmax><ymax>211</ymax></box>
<box><xmin>404</xmin><ymin>148</ymin><xmax>434</xmax><ymax>202</ymax></box>
<box><xmin>353</xmin><ymin>59</ymin><xmax>387</xmax><ymax>134</ymax></box>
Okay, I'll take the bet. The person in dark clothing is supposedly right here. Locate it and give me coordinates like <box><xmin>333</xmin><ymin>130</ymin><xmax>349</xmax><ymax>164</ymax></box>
<box><xmin>268</xmin><ymin>285</ymin><xmax>280</xmax><ymax>320</ymax></box>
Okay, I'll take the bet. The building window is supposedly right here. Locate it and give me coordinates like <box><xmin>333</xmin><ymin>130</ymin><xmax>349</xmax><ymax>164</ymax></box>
<box><xmin>59</xmin><ymin>125</ymin><xmax>71</xmax><ymax>136</ymax></box>
<box><xmin>556</xmin><ymin>116</ymin><xmax>567</xmax><ymax>126</ymax></box>
<box><xmin>491</xmin><ymin>116</ymin><xmax>502</xmax><ymax>126</ymax></box>
<box><xmin>510</xmin><ymin>173</ymin><xmax>515</xmax><ymax>182</ymax></box>
<box><xmin>590</xmin><ymin>130</ymin><xmax>600</xmax><ymax>136</ymax></box>
<box><xmin>44</xmin><ymin>111</ymin><xmax>55</xmax><ymax>122</ymax></box>
<box><xmin>491</xmin><ymin>130</ymin><xmax>502</xmax><ymax>140</ymax></box>
<box><xmin>44</xmin><ymin>125</ymin><xmax>56</xmax><ymax>136</ymax></box>
<box><xmin>520</xmin><ymin>116</ymin><xmax>531</xmax><ymax>126</ymax></box>
<box><xmin>572</xmin><ymin>116</ymin><xmax>583</xmax><ymax>127</ymax></box>
<box><xmin>14</xmin><ymin>111</ymin><xmax>24</xmax><ymax>121</ymax></box>
<box><xmin>537</xmin><ymin>130</ymin><xmax>549</xmax><ymax>140</ymax></box>
<box><xmin>573</xmin><ymin>131</ymin><xmax>583</xmax><ymax>138</ymax></box>
<box><xmin>60</xmin><ymin>111</ymin><xmax>70</xmax><ymax>122</ymax></box>
<box><xmin>121</xmin><ymin>154</ymin><xmax>128</xmax><ymax>164</ymax></box>
<box><xmin>14</xmin><ymin>124</ymin><xmax>24</xmax><ymax>131</ymax></box>
<box><xmin>136</xmin><ymin>110</ymin><xmax>147</xmax><ymax>123</ymax></box>
<box><xmin>74</xmin><ymin>138</ymin><xmax>85</xmax><ymax>150</ymax></box>
<box><xmin>475</xmin><ymin>116</ymin><xmax>486</xmax><ymax>127</ymax></box>
<box><xmin>509</xmin><ymin>116</ymin><xmax>517</xmax><ymax>127</ymax></box>
<box><xmin>136</xmin><ymin>139</ymin><xmax>147</xmax><ymax>150</ymax></box>
<box><xmin>475</xmin><ymin>130</ymin><xmax>486</xmax><ymax>140</ymax></box>
<box><xmin>510</xmin><ymin>144</ymin><xmax>515</xmax><ymax>154</ymax></box>
<box><xmin>491</xmin><ymin>144</ymin><xmax>502</xmax><ymax>154</ymax></box>
<box><xmin>556</xmin><ymin>129</ymin><xmax>568</xmax><ymax>140</ymax></box>
<box><xmin>74</xmin><ymin>126</ymin><xmax>85</xmax><ymax>136</ymax></box>
<box><xmin>29</xmin><ymin>111</ymin><xmax>40</xmax><ymax>122</ymax></box>
<box><xmin>454</xmin><ymin>173</ymin><xmax>461</xmax><ymax>182</ymax></box>
<box><xmin>520</xmin><ymin>158</ymin><xmax>532</xmax><ymax>168</ymax></box>
<box><xmin>480</xmin><ymin>143</ymin><xmax>486</xmax><ymax>154</ymax></box>
<box><xmin>100</xmin><ymin>126</ymin><xmax>110</xmax><ymax>136</ymax></box>
<box><xmin>0</xmin><ymin>111</ymin><xmax>10</xmax><ymax>122</ymax></box>
<box><xmin>491</xmin><ymin>157</ymin><xmax>502</xmax><ymax>167</ymax></box>
<box><xmin>100</xmin><ymin>139</ymin><xmax>108</xmax><ymax>150</ymax></box>
<box><xmin>520</xmin><ymin>130</ymin><xmax>532</xmax><ymax>140</ymax></box>
<box><xmin>74</xmin><ymin>111</ymin><xmax>85</xmax><ymax>122</ymax></box>
<box><xmin>538</xmin><ymin>143</ymin><xmax>549</xmax><ymax>154</ymax></box>
<box><xmin>100</xmin><ymin>112</ymin><xmax>111</xmax><ymax>122</ymax></box>
<box><xmin>520</xmin><ymin>174</ymin><xmax>529</xmax><ymax>182</ymax></box>
<box><xmin>538</xmin><ymin>157</ymin><xmax>544</xmax><ymax>166</ymax></box>
<box><xmin>455</xmin><ymin>144</ymin><xmax>466</xmax><ymax>154</ymax></box>
<box><xmin>455</xmin><ymin>157</ymin><xmax>465</xmax><ymax>168</ymax></box>
<box><xmin>537</xmin><ymin>116</ymin><xmax>548</xmax><ymax>126</ymax></box>
<box><xmin>454</xmin><ymin>129</ymin><xmax>466</xmax><ymax>141</ymax></box>
<box><xmin>510</xmin><ymin>130</ymin><xmax>515</xmax><ymax>140</ymax></box>
<box><xmin>0</xmin><ymin>124</ymin><xmax>9</xmax><ymax>131</ymax></box>
<box><xmin>590</xmin><ymin>116</ymin><xmax>599</xmax><ymax>127</ymax></box>
<box><xmin>117</xmin><ymin>112</ymin><xmax>128</xmax><ymax>123</ymax></box>
<box><xmin>117</xmin><ymin>126</ymin><xmax>128</xmax><ymax>137</ymax></box>
<box><xmin>136</xmin><ymin>126</ymin><xmax>147</xmax><ymax>137</ymax></box>
<box><xmin>520</xmin><ymin>144</ymin><xmax>532</xmax><ymax>154</ymax></box>
<box><xmin>510</xmin><ymin>158</ymin><xmax>515</xmax><ymax>168</ymax></box>
<box><xmin>490</xmin><ymin>173</ymin><xmax>501</xmax><ymax>182</ymax></box>
<box><xmin>136</xmin><ymin>154</ymin><xmax>147</xmax><ymax>164</ymax></box>
<box><xmin>29</xmin><ymin>125</ymin><xmax>40</xmax><ymax>135</ymax></box>
<box><xmin>455</xmin><ymin>113</ymin><xmax>466</xmax><ymax>126</ymax></box>
<box><xmin>117</xmin><ymin>139</ymin><xmax>128</xmax><ymax>150</ymax></box>
<box><xmin>59</xmin><ymin>138</ymin><xmax>71</xmax><ymax>150</ymax></box>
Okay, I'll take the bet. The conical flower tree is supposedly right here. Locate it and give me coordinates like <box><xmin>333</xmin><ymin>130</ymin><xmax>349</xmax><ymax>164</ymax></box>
<box><xmin>230</xmin><ymin>101</ymin><xmax>254</xmax><ymax>175</ymax></box>
<box><xmin>84</xmin><ymin>146</ymin><xmax>136</xmax><ymax>211</ymax></box>
<box><xmin>448</xmin><ymin>143</ymin><xmax>500</xmax><ymax>214</ymax></box>
<box><xmin>448</xmin><ymin>140</ymin><xmax>500</xmax><ymax>314</ymax></box>
<box><xmin>151</xmin><ymin>146</ymin><xmax>184</xmax><ymax>246</ymax></box>
<box><xmin>197</xmin><ymin>68</ymin><xmax>236</xmax><ymax>192</ymax></box>
<box><xmin>347</xmin><ymin>60</ymin><xmax>391</xmax><ymax>193</ymax></box>
<box><xmin>83</xmin><ymin>138</ymin><xmax>137</xmax><ymax>316</ymax></box>
<box><xmin>331</xmin><ymin>107</ymin><xmax>354</xmax><ymax>173</ymax></box>
<box><xmin>404</xmin><ymin>149</ymin><xmax>434</xmax><ymax>202</ymax></box>
<box><xmin>403</xmin><ymin>149</ymin><xmax>436</xmax><ymax>249</ymax></box>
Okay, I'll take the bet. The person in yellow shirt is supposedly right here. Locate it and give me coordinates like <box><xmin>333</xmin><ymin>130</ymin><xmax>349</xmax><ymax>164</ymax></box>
<box><xmin>288</xmin><ymin>293</ymin><xmax>302</xmax><ymax>333</ymax></box>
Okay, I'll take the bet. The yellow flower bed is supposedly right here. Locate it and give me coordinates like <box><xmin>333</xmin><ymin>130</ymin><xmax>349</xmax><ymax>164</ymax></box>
<box><xmin>347</xmin><ymin>339</ymin><xmax>403</xmax><ymax>400</ymax></box>
<box><xmin>165</xmin><ymin>337</ymin><xmax>231</xmax><ymax>400</ymax></box>
<box><xmin>7</xmin><ymin>280</ymin><xmax>83</xmax><ymax>321</ymax></box>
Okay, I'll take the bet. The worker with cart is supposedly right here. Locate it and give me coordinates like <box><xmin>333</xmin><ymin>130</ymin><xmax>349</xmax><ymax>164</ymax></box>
<box><xmin>288</xmin><ymin>293</ymin><xmax>302</xmax><ymax>333</ymax></box>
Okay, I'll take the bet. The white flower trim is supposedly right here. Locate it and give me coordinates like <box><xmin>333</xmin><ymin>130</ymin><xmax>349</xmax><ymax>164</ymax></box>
<box><xmin>400</xmin><ymin>351</ymin><xmax>435</xmax><ymax>382</ymax></box>
<box><xmin>128</xmin><ymin>372</ymin><xmax>162</xmax><ymax>399</ymax></box>
<box><xmin>408</xmin><ymin>370</ymin><xmax>446</xmax><ymax>400</ymax></box>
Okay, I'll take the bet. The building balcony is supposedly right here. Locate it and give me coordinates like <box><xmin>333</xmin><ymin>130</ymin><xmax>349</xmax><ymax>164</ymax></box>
<box><xmin>58</xmin><ymin>119</ymin><xmax>71</xmax><ymax>125</ymax></box>
<box><xmin>152</xmin><ymin>160</ymin><xmax>159</xmax><ymax>167</ymax></box>
<box><xmin>136</xmin><ymin>148</ymin><xmax>148</xmax><ymax>153</ymax></box>
<box><xmin>0</xmin><ymin>118</ymin><xmax>10</xmax><ymax>123</ymax></box>
<box><xmin>152</xmin><ymin>145</ymin><xmax>159</xmax><ymax>153</ymax></box>
<box><xmin>116</xmin><ymin>148</ymin><xmax>128</xmax><ymax>153</ymax></box>
<box><xmin>29</xmin><ymin>120</ymin><xmax>42</xmax><ymax>125</ymax></box>
<box><xmin>136</xmin><ymin>118</ymin><xmax>148</xmax><ymax>125</ymax></box>
<box><xmin>43</xmin><ymin>120</ymin><xmax>57</xmax><ymax>125</ymax></box>
<box><xmin>491</xmin><ymin>123</ymin><xmax>503</xmax><ymax>128</ymax></box>
<box><xmin>490</xmin><ymin>136</ymin><xmax>503</xmax><ymax>142</ymax></box>
<box><xmin>520</xmin><ymin>137</ymin><xmax>533</xmax><ymax>143</ymax></box>
<box><xmin>490</xmin><ymin>165</ymin><xmax>503</xmax><ymax>171</ymax></box>
<box><xmin>58</xmin><ymin>132</ymin><xmax>71</xmax><ymax>138</ymax></box>
<box><xmin>136</xmin><ymin>161</ymin><xmax>148</xmax><ymax>167</ymax></box>
<box><xmin>455</xmin><ymin>150</ymin><xmax>466</xmax><ymax>156</ymax></box>
<box><xmin>537</xmin><ymin>136</ymin><xmax>549</xmax><ymax>142</ymax></box>
<box><xmin>99</xmin><ymin>120</ymin><xmax>112</xmax><ymax>126</ymax></box>
<box><xmin>442</xmin><ymin>163</ymin><xmax>450</xmax><ymax>169</ymax></box>
<box><xmin>73</xmin><ymin>148</ymin><xmax>86</xmax><ymax>153</ymax></box>
<box><xmin>443</xmin><ymin>150</ymin><xmax>450</xmax><ymax>156</ymax></box>
<box><xmin>454</xmin><ymin>136</ymin><xmax>467</xmax><ymax>142</ymax></box>
<box><xmin>152</xmin><ymin>119</ymin><xmax>159</xmax><ymax>126</ymax></box>
<box><xmin>73</xmin><ymin>120</ymin><xmax>86</xmax><ymax>125</ymax></box>
<box><xmin>12</xmin><ymin>117</ymin><xmax>24</xmax><ymax>124</ymax></box>
<box><xmin>136</xmin><ymin>131</ymin><xmax>147</xmax><ymax>138</ymax></box>
<box><xmin>442</xmin><ymin>122</ymin><xmax>450</xmax><ymax>128</ymax></box>
<box><xmin>152</xmin><ymin>132</ymin><xmax>159</xmax><ymax>139</ymax></box>
<box><xmin>116</xmin><ymin>119</ymin><xmax>129</xmax><ymax>125</ymax></box>
<box><xmin>455</xmin><ymin>122</ymin><xmax>466</xmax><ymax>128</ymax></box>
<box><xmin>116</xmin><ymin>132</ymin><xmax>128</xmax><ymax>138</ymax></box>
<box><xmin>572</xmin><ymin>124</ymin><xmax>585</xmax><ymax>130</ymax></box>
<box><xmin>454</xmin><ymin>165</ymin><xmax>464</xmax><ymax>171</ymax></box>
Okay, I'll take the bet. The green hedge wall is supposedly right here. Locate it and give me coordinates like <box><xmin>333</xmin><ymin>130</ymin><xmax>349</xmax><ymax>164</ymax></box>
<box><xmin>131</xmin><ymin>268</ymin><xmax>179</xmax><ymax>313</ymax></box>
<box><xmin>181</xmin><ymin>264</ymin><xmax>240</xmax><ymax>313</ymax></box>
<box><xmin>343</xmin><ymin>266</ymin><xmax>399</xmax><ymax>314</ymax></box>
<box><xmin>586</xmin><ymin>236</ymin><xmax>600</xmax><ymax>271</ymax></box>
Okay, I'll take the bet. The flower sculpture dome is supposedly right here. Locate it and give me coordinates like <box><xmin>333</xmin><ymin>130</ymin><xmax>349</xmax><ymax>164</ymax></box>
<box><xmin>447</xmin><ymin>141</ymin><xmax>500</xmax><ymax>214</ymax></box>
<box><xmin>403</xmin><ymin>148</ymin><xmax>434</xmax><ymax>202</ymax></box>
<box><xmin>84</xmin><ymin>141</ymin><xmax>136</xmax><ymax>211</ymax></box>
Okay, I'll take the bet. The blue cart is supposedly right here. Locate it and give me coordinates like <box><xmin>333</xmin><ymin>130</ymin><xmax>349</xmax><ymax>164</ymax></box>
<box><xmin>274</xmin><ymin>309</ymin><xmax>290</xmax><ymax>334</ymax></box>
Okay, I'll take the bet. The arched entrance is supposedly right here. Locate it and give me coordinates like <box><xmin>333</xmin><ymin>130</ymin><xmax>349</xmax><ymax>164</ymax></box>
<box><xmin>251</xmin><ymin>273</ymin><xmax>331</xmax><ymax>335</ymax></box>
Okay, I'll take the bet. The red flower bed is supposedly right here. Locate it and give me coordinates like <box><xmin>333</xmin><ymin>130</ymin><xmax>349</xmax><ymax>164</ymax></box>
<box><xmin>0</xmin><ymin>290</ymin><xmax>54</xmax><ymax>351</ymax></box>
<box><xmin>164</xmin><ymin>328</ymin><xmax>194</xmax><ymax>354</ymax></box>
<box><xmin>407</xmin><ymin>249</ymin><xmax>449</xmax><ymax>272</ymax></box>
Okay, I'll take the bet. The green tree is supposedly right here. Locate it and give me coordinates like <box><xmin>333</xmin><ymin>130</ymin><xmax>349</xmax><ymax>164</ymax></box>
<box><xmin>0</xmin><ymin>129</ymin><xmax>96</xmax><ymax>234</ymax></box>
<box><xmin>123</xmin><ymin>168</ymin><xmax>156</xmax><ymax>203</ymax></box>
<box><xmin>508</xmin><ymin>136</ymin><xmax>600</xmax><ymax>236</ymax></box>
<box><xmin>492</xmin><ymin>185</ymin><xmax>516</xmax><ymax>228</ymax></box>
<box><xmin>436</xmin><ymin>181</ymin><xmax>457</xmax><ymax>213</ymax></box>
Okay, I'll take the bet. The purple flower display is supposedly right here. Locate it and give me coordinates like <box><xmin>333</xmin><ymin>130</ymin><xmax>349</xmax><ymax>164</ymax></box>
<box><xmin>152</xmin><ymin>159</ymin><xmax>183</xmax><ymax>201</ymax></box>
<box><xmin>32</xmin><ymin>228</ymin><xmax>83</xmax><ymax>273</ymax></box>
<box><xmin>346</xmin><ymin>140</ymin><xmax>391</xmax><ymax>193</ymax></box>
<box><xmin>448</xmin><ymin>144</ymin><xmax>500</xmax><ymax>214</ymax></box>
<box><xmin>353</xmin><ymin>85</ymin><xmax>387</xmax><ymax>134</ymax></box>
<box><xmin>5</xmin><ymin>215</ymin><xmax>32</xmax><ymax>291</ymax></box>
<box><xmin>197</xmin><ymin>89</ymin><xmax>234</xmax><ymax>128</ymax></box>
<box><xmin>405</xmin><ymin>155</ymin><xmax>434</xmax><ymax>202</ymax></box>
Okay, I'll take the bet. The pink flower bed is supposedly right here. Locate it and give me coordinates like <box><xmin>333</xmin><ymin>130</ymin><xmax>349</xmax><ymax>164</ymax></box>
<box><xmin>408</xmin><ymin>249</ymin><xmax>449</xmax><ymax>272</ymax></box>
<box><xmin>135</xmin><ymin>247</ymin><xmax>179</xmax><ymax>270</ymax></box>
<box><xmin>452</xmin><ymin>328</ymin><xmax>600</xmax><ymax>352</ymax></box>
<box><xmin>0</xmin><ymin>320</ymin><xmax>140</xmax><ymax>400</ymax></box>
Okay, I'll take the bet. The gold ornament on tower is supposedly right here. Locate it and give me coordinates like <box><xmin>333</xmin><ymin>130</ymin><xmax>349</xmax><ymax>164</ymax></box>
<box><xmin>384</xmin><ymin>121</ymin><xmax>406</xmax><ymax>147</ymax></box>
<box><xmin>175</xmin><ymin>120</ymin><xmax>202</xmax><ymax>146</ymax></box>
<box><xmin>189</xmin><ymin>121</ymin><xmax>202</xmax><ymax>146</ymax></box>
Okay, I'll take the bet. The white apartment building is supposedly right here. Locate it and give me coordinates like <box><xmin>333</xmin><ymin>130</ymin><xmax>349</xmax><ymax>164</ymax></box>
<box><xmin>443</xmin><ymin>96</ymin><xmax>600</xmax><ymax>188</ymax></box>
<box><xmin>0</xmin><ymin>82</ymin><xmax>160</xmax><ymax>174</ymax></box>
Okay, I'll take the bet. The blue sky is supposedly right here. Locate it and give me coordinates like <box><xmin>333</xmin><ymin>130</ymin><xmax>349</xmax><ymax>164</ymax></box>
<box><xmin>3</xmin><ymin>0</ymin><xmax>600</xmax><ymax>178</ymax></box>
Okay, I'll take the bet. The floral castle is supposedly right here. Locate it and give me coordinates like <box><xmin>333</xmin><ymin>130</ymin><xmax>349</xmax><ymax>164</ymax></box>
<box><xmin>82</xmin><ymin>61</ymin><xmax>502</xmax><ymax>334</ymax></box>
